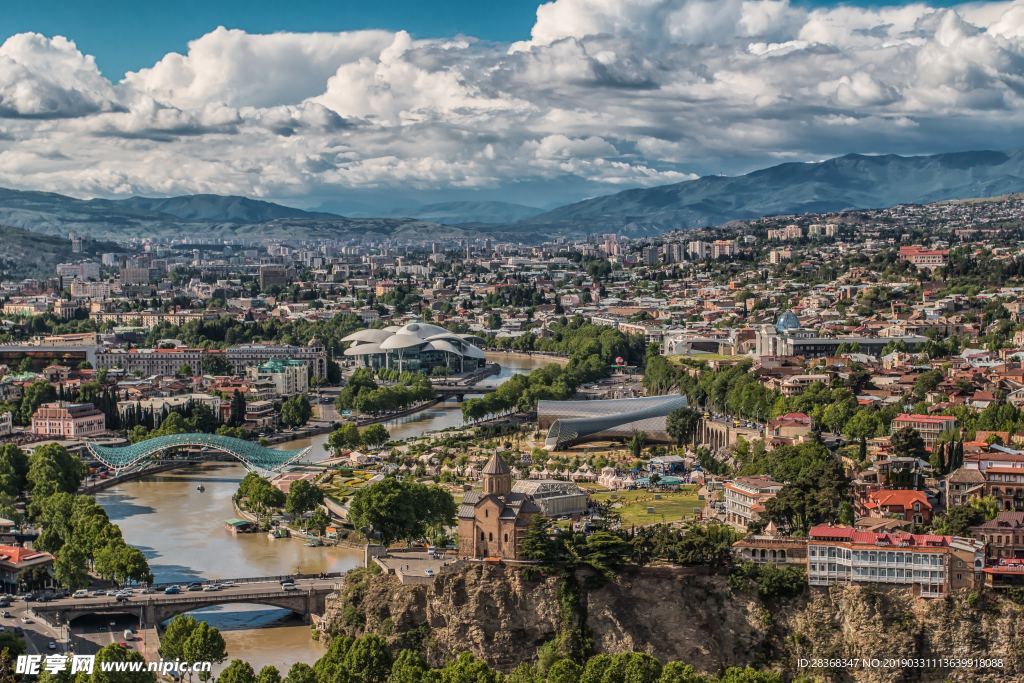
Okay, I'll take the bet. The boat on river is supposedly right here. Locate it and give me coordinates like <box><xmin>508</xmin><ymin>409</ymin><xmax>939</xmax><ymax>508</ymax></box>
<box><xmin>268</xmin><ymin>527</ymin><xmax>291</xmax><ymax>539</ymax></box>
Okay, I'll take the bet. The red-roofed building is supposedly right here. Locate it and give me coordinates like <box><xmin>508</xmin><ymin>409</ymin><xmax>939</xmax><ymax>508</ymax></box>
<box><xmin>0</xmin><ymin>545</ymin><xmax>54</xmax><ymax>593</ymax></box>
<box><xmin>723</xmin><ymin>476</ymin><xmax>783</xmax><ymax>530</ymax></box>
<box><xmin>766</xmin><ymin>413</ymin><xmax>814</xmax><ymax>447</ymax></box>
<box><xmin>860</xmin><ymin>489</ymin><xmax>933</xmax><ymax>525</ymax></box>
<box><xmin>890</xmin><ymin>414</ymin><xmax>957</xmax><ymax>448</ymax></box>
<box><xmin>898</xmin><ymin>246</ymin><xmax>949</xmax><ymax>270</ymax></box>
<box><xmin>807</xmin><ymin>525</ymin><xmax>983</xmax><ymax>597</ymax></box>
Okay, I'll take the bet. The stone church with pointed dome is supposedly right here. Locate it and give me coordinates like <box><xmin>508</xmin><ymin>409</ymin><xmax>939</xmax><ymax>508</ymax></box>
<box><xmin>456</xmin><ymin>452</ymin><xmax>540</xmax><ymax>560</ymax></box>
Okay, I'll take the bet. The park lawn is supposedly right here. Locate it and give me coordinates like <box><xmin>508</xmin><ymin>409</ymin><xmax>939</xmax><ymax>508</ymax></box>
<box><xmin>591</xmin><ymin>488</ymin><xmax>702</xmax><ymax>527</ymax></box>
<box><xmin>323</xmin><ymin>469</ymin><xmax>376</xmax><ymax>501</ymax></box>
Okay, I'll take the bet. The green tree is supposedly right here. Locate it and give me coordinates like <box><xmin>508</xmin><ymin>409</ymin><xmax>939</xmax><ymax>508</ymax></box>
<box><xmin>657</xmin><ymin>663</ymin><xmax>709</xmax><ymax>683</ymax></box>
<box><xmin>53</xmin><ymin>543</ymin><xmax>89</xmax><ymax>589</ymax></box>
<box><xmin>279</xmin><ymin>395</ymin><xmax>312</xmax><ymax>429</ymax></box>
<box><xmin>161</xmin><ymin>616</ymin><xmax>200</xmax><ymax>662</ymax></box>
<box><xmin>183</xmin><ymin>621</ymin><xmax>227</xmax><ymax>681</ymax></box>
<box><xmin>546</xmin><ymin>660</ymin><xmax>581</xmax><ymax>683</ymax></box>
<box><xmin>93</xmin><ymin>541</ymin><xmax>153</xmax><ymax>586</ymax></box>
<box><xmin>0</xmin><ymin>443</ymin><xmax>29</xmax><ymax>497</ymax></box>
<box><xmin>889</xmin><ymin>427</ymin><xmax>927</xmax><ymax>461</ymax></box>
<box><xmin>285</xmin><ymin>479</ymin><xmax>324</xmax><ymax>517</ymax></box>
<box><xmin>283</xmin><ymin>663</ymin><xmax>317</xmax><ymax>683</ymax></box>
<box><xmin>388</xmin><ymin>650</ymin><xmax>433</xmax><ymax>683</ymax></box>
<box><xmin>665</xmin><ymin>407</ymin><xmax>700</xmax><ymax>447</ymax></box>
<box><xmin>438</xmin><ymin>653</ymin><xmax>501</xmax><ymax>683</ymax></box>
<box><xmin>229</xmin><ymin>390</ymin><xmax>247</xmax><ymax>427</ymax></box>
<box><xmin>27</xmin><ymin>443</ymin><xmax>85</xmax><ymax>498</ymax></box>
<box><xmin>343</xmin><ymin>634</ymin><xmax>393</xmax><ymax>683</ymax></box>
<box><xmin>328</xmin><ymin>423</ymin><xmax>362</xmax><ymax>453</ymax></box>
<box><xmin>348</xmin><ymin>477</ymin><xmax>456</xmax><ymax>545</ymax></box>
<box><xmin>627</xmin><ymin>431</ymin><xmax>646</xmax><ymax>458</ymax></box>
<box><xmin>360</xmin><ymin>424</ymin><xmax>390</xmax><ymax>449</ymax></box>
<box><xmin>306</xmin><ymin>508</ymin><xmax>331</xmax><ymax>537</ymax></box>
<box><xmin>256</xmin><ymin>667</ymin><xmax>282</xmax><ymax>683</ymax></box>
<box><xmin>218</xmin><ymin>661</ymin><xmax>257</xmax><ymax>683</ymax></box>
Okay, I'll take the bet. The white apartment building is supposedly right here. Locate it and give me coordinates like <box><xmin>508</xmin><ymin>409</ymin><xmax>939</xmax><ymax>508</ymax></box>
<box><xmin>723</xmin><ymin>476</ymin><xmax>783</xmax><ymax>529</ymax></box>
<box><xmin>245</xmin><ymin>359</ymin><xmax>309</xmax><ymax>398</ymax></box>
<box><xmin>807</xmin><ymin>525</ymin><xmax>984</xmax><ymax>597</ymax></box>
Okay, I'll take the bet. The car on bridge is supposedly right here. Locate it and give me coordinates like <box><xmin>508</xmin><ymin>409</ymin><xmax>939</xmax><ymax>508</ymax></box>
<box><xmin>164</xmin><ymin>586</ymin><xmax>181</xmax><ymax>595</ymax></box>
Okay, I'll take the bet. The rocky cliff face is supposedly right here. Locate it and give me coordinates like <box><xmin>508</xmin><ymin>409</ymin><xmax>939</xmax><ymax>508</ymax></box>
<box><xmin>322</xmin><ymin>565</ymin><xmax>1024</xmax><ymax>683</ymax></box>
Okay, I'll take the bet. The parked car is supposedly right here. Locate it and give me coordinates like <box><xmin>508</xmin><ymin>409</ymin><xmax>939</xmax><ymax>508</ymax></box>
<box><xmin>1</xmin><ymin>611</ymin><xmax>11</xmax><ymax>618</ymax></box>
<box><xmin>47</xmin><ymin>642</ymin><xmax>57</xmax><ymax>651</ymax></box>
<box><xmin>201</xmin><ymin>584</ymin><xmax>220</xmax><ymax>592</ymax></box>
<box><xmin>163</xmin><ymin>586</ymin><xmax>181</xmax><ymax>595</ymax></box>
<box><xmin>186</xmin><ymin>584</ymin><xmax>203</xmax><ymax>592</ymax></box>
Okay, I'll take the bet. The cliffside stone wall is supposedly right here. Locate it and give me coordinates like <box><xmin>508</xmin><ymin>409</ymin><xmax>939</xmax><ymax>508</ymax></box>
<box><xmin>321</xmin><ymin>564</ymin><xmax>1024</xmax><ymax>682</ymax></box>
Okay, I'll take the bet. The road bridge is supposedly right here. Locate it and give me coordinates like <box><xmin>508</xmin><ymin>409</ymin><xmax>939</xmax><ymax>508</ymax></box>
<box><xmin>31</xmin><ymin>580</ymin><xmax>336</xmax><ymax>628</ymax></box>
<box><xmin>432</xmin><ymin>384</ymin><xmax>496</xmax><ymax>401</ymax></box>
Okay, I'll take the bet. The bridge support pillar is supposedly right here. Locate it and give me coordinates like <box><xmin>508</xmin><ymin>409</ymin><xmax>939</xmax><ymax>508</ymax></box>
<box><xmin>143</xmin><ymin>602</ymin><xmax>157</xmax><ymax>627</ymax></box>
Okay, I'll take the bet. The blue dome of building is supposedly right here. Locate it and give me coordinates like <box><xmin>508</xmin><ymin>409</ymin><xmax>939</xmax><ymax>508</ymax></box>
<box><xmin>775</xmin><ymin>310</ymin><xmax>800</xmax><ymax>333</ymax></box>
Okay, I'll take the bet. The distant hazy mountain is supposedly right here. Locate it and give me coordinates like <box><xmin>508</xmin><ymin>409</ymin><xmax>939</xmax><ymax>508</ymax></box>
<box><xmin>527</xmin><ymin>150</ymin><xmax>1024</xmax><ymax>234</ymax></box>
<box><xmin>382</xmin><ymin>201</ymin><xmax>543</xmax><ymax>224</ymax></box>
<box><xmin>0</xmin><ymin>187</ymin><xmax>471</xmax><ymax>241</ymax></box>
<box><xmin>3</xmin><ymin>149</ymin><xmax>1024</xmax><ymax>242</ymax></box>
<box><xmin>113</xmin><ymin>194</ymin><xmax>341</xmax><ymax>222</ymax></box>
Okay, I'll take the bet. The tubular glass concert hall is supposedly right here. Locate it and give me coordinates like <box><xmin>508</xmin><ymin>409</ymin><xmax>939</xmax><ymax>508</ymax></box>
<box><xmin>538</xmin><ymin>394</ymin><xmax>688</xmax><ymax>450</ymax></box>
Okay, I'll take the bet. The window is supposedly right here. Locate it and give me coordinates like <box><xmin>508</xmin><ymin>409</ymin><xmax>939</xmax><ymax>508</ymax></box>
<box><xmin>480</xmin><ymin>531</ymin><xmax>484</xmax><ymax>541</ymax></box>
<box><xmin>504</xmin><ymin>533</ymin><xmax>508</xmax><ymax>542</ymax></box>
<box><xmin>488</xmin><ymin>532</ymin><xmax>493</xmax><ymax>542</ymax></box>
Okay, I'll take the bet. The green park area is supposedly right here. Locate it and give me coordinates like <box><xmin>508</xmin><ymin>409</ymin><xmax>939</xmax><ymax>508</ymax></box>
<box><xmin>322</xmin><ymin>469</ymin><xmax>376</xmax><ymax>502</ymax></box>
<box><xmin>592</xmin><ymin>488</ymin><xmax>702</xmax><ymax>527</ymax></box>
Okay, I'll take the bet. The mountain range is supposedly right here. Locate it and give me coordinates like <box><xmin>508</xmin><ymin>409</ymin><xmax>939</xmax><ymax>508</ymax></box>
<box><xmin>525</xmin><ymin>149</ymin><xmax>1024</xmax><ymax>233</ymax></box>
<box><xmin>1</xmin><ymin>149</ymin><xmax>1022</xmax><ymax>242</ymax></box>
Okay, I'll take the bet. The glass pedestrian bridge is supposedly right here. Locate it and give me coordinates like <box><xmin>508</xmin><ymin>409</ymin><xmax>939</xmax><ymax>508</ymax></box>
<box><xmin>86</xmin><ymin>433</ymin><xmax>311</xmax><ymax>474</ymax></box>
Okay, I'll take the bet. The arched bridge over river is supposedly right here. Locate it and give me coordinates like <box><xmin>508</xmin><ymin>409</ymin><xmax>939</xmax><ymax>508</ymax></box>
<box><xmin>86</xmin><ymin>433</ymin><xmax>310</xmax><ymax>474</ymax></box>
<box><xmin>31</xmin><ymin>579</ymin><xmax>336</xmax><ymax>627</ymax></box>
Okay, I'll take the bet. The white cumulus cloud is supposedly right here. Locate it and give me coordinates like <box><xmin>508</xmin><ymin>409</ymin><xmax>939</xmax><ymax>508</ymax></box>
<box><xmin>0</xmin><ymin>0</ymin><xmax>1023</xmax><ymax>205</ymax></box>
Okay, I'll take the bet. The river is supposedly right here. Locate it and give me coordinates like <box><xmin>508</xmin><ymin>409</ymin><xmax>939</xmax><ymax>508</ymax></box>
<box><xmin>94</xmin><ymin>353</ymin><xmax>555</xmax><ymax>674</ymax></box>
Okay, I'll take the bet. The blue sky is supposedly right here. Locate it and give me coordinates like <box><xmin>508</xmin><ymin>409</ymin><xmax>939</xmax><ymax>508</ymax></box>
<box><xmin>1</xmin><ymin>0</ymin><xmax>988</xmax><ymax>78</ymax></box>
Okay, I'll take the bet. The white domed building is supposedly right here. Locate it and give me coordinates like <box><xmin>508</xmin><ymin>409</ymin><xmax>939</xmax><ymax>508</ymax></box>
<box><xmin>341</xmin><ymin>322</ymin><xmax>487</xmax><ymax>374</ymax></box>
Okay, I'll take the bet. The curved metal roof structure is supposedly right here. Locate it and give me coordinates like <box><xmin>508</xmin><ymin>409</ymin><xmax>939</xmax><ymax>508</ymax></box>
<box><xmin>86</xmin><ymin>433</ymin><xmax>310</xmax><ymax>473</ymax></box>
<box><xmin>342</xmin><ymin>321</ymin><xmax>486</xmax><ymax>362</ymax></box>
<box><xmin>539</xmin><ymin>394</ymin><xmax>688</xmax><ymax>450</ymax></box>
